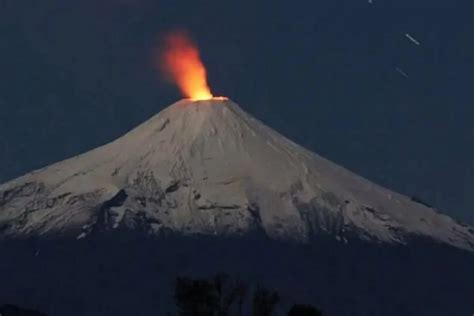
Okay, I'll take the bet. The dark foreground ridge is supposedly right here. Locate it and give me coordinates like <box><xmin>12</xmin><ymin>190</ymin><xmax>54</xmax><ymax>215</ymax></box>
<box><xmin>0</xmin><ymin>232</ymin><xmax>473</xmax><ymax>316</ymax></box>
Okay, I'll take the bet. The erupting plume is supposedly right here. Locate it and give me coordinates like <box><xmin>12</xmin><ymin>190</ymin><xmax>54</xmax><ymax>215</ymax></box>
<box><xmin>160</xmin><ymin>31</ymin><xmax>214</xmax><ymax>101</ymax></box>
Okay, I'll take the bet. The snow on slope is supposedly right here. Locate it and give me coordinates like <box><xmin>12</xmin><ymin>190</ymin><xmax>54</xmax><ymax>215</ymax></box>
<box><xmin>0</xmin><ymin>99</ymin><xmax>473</xmax><ymax>250</ymax></box>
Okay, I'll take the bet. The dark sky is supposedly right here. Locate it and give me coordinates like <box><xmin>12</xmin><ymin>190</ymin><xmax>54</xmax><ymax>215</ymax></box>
<box><xmin>0</xmin><ymin>0</ymin><xmax>473</xmax><ymax>223</ymax></box>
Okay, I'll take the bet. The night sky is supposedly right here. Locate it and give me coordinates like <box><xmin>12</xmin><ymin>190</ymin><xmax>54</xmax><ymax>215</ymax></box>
<box><xmin>0</xmin><ymin>0</ymin><xmax>473</xmax><ymax>223</ymax></box>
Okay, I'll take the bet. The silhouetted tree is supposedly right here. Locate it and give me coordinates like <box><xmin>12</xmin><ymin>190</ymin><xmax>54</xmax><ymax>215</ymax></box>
<box><xmin>214</xmin><ymin>274</ymin><xmax>240</xmax><ymax>316</ymax></box>
<box><xmin>287</xmin><ymin>304</ymin><xmax>322</xmax><ymax>316</ymax></box>
<box><xmin>252</xmin><ymin>287</ymin><xmax>280</xmax><ymax>316</ymax></box>
<box><xmin>175</xmin><ymin>274</ymin><xmax>249</xmax><ymax>316</ymax></box>
<box><xmin>0</xmin><ymin>304</ymin><xmax>47</xmax><ymax>316</ymax></box>
<box><xmin>175</xmin><ymin>277</ymin><xmax>218</xmax><ymax>316</ymax></box>
<box><xmin>235</xmin><ymin>281</ymin><xmax>248</xmax><ymax>316</ymax></box>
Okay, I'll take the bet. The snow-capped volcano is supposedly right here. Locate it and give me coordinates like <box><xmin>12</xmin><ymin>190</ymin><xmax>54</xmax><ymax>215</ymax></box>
<box><xmin>0</xmin><ymin>99</ymin><xmax>473</xmax><ymax>250</ymax></box>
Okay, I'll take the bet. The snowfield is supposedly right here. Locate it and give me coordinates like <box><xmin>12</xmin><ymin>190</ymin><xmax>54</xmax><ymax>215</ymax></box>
<box><xmin>0</xmin><ymin>99</ymin><xmax>473</xmax><ymax>250</ymax></box>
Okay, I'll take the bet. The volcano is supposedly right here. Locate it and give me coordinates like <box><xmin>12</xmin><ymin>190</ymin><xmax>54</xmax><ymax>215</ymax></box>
<box><xmin>1</xmin><ymin>99</ymin><xmax>474</xmax><ymax>316</ymax></box>
<box><xmin>1</xmin><ymin>98</ymin><xmax>473</xmax><ymax>250</ymax></box>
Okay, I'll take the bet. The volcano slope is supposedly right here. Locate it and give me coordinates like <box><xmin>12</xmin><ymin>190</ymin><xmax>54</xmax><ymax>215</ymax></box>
<box><xmin>0</xmin><ymin>99</ymin><xmax>473</xmax><ymax>315</ymax></box>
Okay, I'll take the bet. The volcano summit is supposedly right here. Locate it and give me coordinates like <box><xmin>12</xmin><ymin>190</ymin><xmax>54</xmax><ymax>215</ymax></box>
<box><xmin>0</xmin><ymin>99</ymin><xmax>472</xmax><ymax>251</ymax></box>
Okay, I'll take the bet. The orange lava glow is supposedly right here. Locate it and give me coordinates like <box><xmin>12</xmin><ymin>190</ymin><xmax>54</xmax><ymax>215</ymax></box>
<box><xmin>160</xmin><ymin>32</ymin><xmax>214</xmax><ymax>101</ymax></box>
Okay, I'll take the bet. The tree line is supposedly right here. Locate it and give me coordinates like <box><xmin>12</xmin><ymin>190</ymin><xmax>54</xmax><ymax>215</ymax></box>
<box><xmin>174</xmin><ymin>274</ymin><xmax>322</xmax><ymax>316</ymax></box>
<box><xmin>1</xmin><ymin>274</ymin><xmax>322</xmax><ymax>316</ymax></box>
